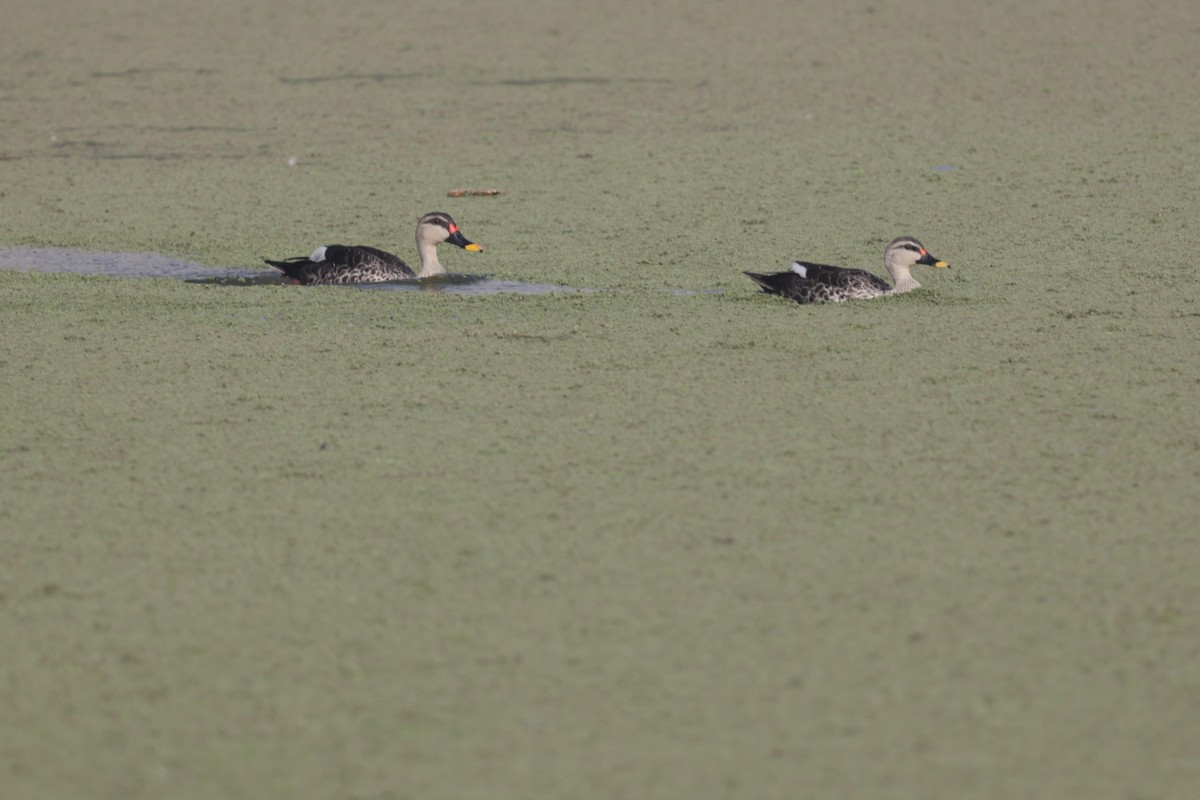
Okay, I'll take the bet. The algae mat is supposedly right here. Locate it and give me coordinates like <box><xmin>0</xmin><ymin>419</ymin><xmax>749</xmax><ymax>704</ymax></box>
<box><xmin>2</xmin><ymin>1</ymin><xmax>1199</xmax><ymax>798</ymax></box>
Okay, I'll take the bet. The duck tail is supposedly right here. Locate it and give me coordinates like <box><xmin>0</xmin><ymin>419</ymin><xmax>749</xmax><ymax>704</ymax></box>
<box><xmin>264</xmin><ymin>256</ymin><xmax>307</xmax><ymax>280</ymax></box>
<box><xmin>743</xmin><ymin>271</ymin><xmax>789</xmax><ymax>295</ymax></box>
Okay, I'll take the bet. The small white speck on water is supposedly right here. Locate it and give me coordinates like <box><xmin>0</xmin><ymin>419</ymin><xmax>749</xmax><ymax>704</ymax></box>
<box><xmin>287</xmin><ymin>156</ymin><xmax>298</xmax><ymax>167</ymax></box>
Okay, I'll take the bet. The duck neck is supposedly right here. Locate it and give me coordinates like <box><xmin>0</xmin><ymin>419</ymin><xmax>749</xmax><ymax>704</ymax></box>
<box><xmin>416</xmin><ymin>238</ymin><xmax>445</xmax><ymax>278</ymax></box>
<box><xmin>888</xmin><ymin>265</ymin><xmax>920</xmax><ymax>294</ymax></box>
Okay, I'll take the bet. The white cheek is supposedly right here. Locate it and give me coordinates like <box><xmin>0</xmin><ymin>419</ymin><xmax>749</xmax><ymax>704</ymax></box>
<box><xmin>309</xmin><ymin>246</ymin><xmax>327</xmax><ymax>263</ymax></box>
<box><xmin>790</xmin><ymin>262</ymin><xmax>807</xmax><ymax>278</ymax></box>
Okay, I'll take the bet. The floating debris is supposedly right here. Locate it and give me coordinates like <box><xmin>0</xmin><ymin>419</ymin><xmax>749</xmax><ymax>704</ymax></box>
<box><xmin>447</xmin><ymin>188</ymin><xmax>505</xmax><ymax>197</ymax></box>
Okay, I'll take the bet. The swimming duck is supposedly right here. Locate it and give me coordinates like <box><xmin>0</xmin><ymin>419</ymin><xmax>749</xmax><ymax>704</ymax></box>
<box><xmin>265</xmin><ymin>211</ymin><xmax>482</xmax><ymax>285</ymax></box>
<box><xmin>744</xmin><ymin>236</ymin><xmax>949</xmax><ymax>304</ymax></box>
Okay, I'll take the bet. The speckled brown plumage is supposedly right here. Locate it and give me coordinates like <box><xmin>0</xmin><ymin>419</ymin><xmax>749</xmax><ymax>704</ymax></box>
<box><xmin>266</xmin><ymin>245</ymin><xmax>415</xmax><ymax>285</ymax></box>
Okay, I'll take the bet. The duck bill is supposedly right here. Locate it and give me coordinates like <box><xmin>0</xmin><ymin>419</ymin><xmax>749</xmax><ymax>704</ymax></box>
<box><xmin>918</xmin><ymin>252</ymin><xmax>949</xmax><ymax>269</ymax></box>
<box><xmin>447</xmin><ymin>229</ymin><xmax>482</xmax><ymax>252</ymax></box>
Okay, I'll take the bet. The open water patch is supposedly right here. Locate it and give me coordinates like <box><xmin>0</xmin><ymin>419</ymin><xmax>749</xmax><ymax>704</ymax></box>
<box><xmin>0</xmin><ymin>246</ymin><xmax>263</xmax><ymax>281</ymax></box>
<box><xmin>0</xmin><ymin>246</ymin><xmax>587</xmax><ymax>295</ymax></box>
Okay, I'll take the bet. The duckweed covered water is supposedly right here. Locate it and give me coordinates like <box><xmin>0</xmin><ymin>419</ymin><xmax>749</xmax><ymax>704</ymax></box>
<box><xmin>3</xmin><ymin>2</ymin><xmax>1199</xmax><ymax>799</ymax></box>
<box><xmin>358</xmin><ymin>273</ymin><xmax>588</xmax><ymax>295</ymax></box>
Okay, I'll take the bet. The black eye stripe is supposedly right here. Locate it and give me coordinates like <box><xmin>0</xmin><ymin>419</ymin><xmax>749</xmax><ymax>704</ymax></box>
<box><xmin>423</xmin><ymin>214</ymin><xmax>453</xmax><ymax>230</ymax></box>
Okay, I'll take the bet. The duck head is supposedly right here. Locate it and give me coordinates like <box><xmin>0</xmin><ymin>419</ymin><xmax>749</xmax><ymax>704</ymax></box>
<box><xmin>885</xmin><ymin>236</ymin><xmax>948</xmax><ymax>271</ymax></box>
<box><xmin>883</xmin><ymin>236</ymin><xmax>949</xmax><ymax>293</ymax></box>
<box><xmin>417</xmin><ymin>211</ymin><xmax>482</xmax><ymax>252</ymax></box>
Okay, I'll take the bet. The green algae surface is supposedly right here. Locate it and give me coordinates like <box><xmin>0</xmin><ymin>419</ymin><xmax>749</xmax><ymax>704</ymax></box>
<box><xmin>3</xmin><ymin>1</ymin><xmax>1199</xmax><ymax>798</ymax></box>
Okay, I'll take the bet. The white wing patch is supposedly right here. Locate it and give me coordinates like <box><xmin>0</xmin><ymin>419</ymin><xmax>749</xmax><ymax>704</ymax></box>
<box><xmin>309</xmin><ymin>246</ymin><xmax>328</xmax><ymax>263</ymax></box>
<box><xmin>789</xmin><ymin>262</ymin><xmax>807</xmax><ymax>278</ymax></box>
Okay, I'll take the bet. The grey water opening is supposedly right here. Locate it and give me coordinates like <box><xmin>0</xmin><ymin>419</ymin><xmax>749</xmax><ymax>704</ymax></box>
<box><xmin>0</xmin><ymin>247</ymin><xmax>588</xmax><ymax>295</ymax></box>
<box><xmin>0</xmin><ymin>246</ymin><xmax>265</xmax><ymax>282</ymax></box>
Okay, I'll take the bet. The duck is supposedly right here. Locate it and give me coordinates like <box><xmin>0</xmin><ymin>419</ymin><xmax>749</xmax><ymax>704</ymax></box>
<box><xmin>744</xmin><ymin>236</ymin><xmax>949</xmax><ymax>304</ymax></box>
<box><xmin>264</xmin><ymin>211</ymin><xmax>482</xmax><ymax>285</ymax></box>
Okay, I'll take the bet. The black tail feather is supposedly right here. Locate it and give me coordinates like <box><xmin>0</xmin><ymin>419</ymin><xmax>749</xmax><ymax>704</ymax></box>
<box><xmin>743</xmin><ymin>270</ymin><xmax>795</xmax><ymax>296</ymax></box>
<box><xmin>264</xmin><ymin>256</ymin><xmax>308</xmax><ymax>279</ymax></box>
